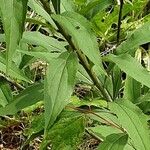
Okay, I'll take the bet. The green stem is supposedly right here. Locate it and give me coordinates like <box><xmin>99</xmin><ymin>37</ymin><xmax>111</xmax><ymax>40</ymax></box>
<box><xmin>39</xmin><ymin>0</ymin><xmax>112</xmax><ymax>101</ymax></box>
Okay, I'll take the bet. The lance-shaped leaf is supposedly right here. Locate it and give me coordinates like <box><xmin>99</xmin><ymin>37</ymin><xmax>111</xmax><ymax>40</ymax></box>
<box><xmin>106</xmin><ymin>54</ymin><xmax>150</xmax><ymax>88</ymax></box>
<box><xmin>109</xmin><ymin>100</ymin><xmax>150</xmax><ymax>150</ymax></box>
<box><xmin>44</xmin><ymin>52</ymin><xmax>78</xmax><ymax>131</ymax></box>
<box><xmin>0</xmin><ymin>0</ymin><xmax>28</xmax><ymax>70</ymax></box>
<box><xmin>22</xmin><ymin>31</ymin><xmax>67</xmax><ymax>52</ymax></box>
<box><xmin>98</xmin><ymin>133</ymin><xmax>128</xmax><ymax>150</ymax></box>
<box><xmin>52</xmin><ymin>12</ymin><xmax>106</xmax><ymax>75</ymax></box>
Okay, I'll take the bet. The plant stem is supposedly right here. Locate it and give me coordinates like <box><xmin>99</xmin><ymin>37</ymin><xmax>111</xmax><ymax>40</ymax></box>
<box><xmin>117</xmin><ymin>0</ymin><xmax>124</xmax><ymax>44</ymax></box>
<box><xmin>39</xmin><ymin>0</ymin><xmax>112</xmax><ymax>101</ymax></box>
<box><xmin>67</xmin><ymin>106</ymin><xmax>126</xmax><ymax>133</ymax></box>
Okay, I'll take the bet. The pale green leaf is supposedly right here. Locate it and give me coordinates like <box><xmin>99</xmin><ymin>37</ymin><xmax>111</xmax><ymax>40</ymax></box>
<box><xmin>44</xmin><ymin>52</ymin><xmax>78</xmax><ymax>130</ymax></box>
<box><xmin>0</xmin><ymin>0</ymin><xmax>28</xmax><ymax>70</ymax></box>
<box><xmin>109</xmin><ymin>100</ymin><xmax>150</xmax><ymax>150</ymax></box>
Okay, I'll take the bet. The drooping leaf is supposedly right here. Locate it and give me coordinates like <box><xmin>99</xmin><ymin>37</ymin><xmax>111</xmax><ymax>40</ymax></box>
<box><xmin>124</xmin><ymin>76</ymin><xmax>141</xmax><ymax>103</ymax></box>
<box><xmin>109</xmin><ymin>100</ymin><xmax>150</xmax><ymax>150</ymax></box>
<box><xmin>97</xmin><ymin>133</ymin><xmax>128</xmax><ymax>150</ymax></box>
<box><xmin>106</xmin><ymin>54</ymin><xmax>150</xmax><ymax>88</ymax></box>
<box><xmin>0</xmin><ymin>0</ymin><xmax>28</xmax><ymax>70</ymax></box>
<box><xmin>22</xmin><ymin>31</ymin><xmax>67</xmax><ymax>52</ymax></box>
<box><xmin>52</xmin><ymin>11</ymin><xmax>106</xmax><ymax>75</ymax></box>
<box><xmin>44</xmin><ymin>51</ymin><xmax>78</xmax><ymax>131</ymax></box>
<box><xmin>0</xmin><ymin>83</ymin><xmax>43</xmax><ymax>116</ymax></box>
<box><xmin>40</xmin><ymin>111</ymin><xmax>85</xmax><ymax>150</ymax></box>
<box><xmin>117</xmin><ymin>21</ymin><xmax>150</xmax><ymax>55</ymax></box>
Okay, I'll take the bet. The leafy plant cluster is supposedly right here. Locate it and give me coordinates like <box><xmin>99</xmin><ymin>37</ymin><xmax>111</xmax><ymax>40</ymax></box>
<box><xmin>0</xmin><ymin>0</ymin><xmax>150</xmax><ymax>149</ymax></box>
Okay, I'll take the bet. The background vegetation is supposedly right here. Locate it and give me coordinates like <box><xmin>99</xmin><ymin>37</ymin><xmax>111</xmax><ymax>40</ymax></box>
<box><xmin>0</xmin><ymin>0</ymin><xmax>150</xmax><ymax>149</ymax></box>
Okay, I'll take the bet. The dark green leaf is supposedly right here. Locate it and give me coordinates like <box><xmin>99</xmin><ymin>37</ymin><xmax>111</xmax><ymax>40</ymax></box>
<box><xmin>40</xmin><ymin>111</ymin><xmax>85</xmax><ymax>150</ymax></box>
<box><xmin>0</xmin><ymin>83</ymin><xmax>43</xmax><ymax>116</ymax></box>
<box><xmin>124</xmin><ymin>76</ymin><xmax>141</xmax><ymax>103</ymax></box>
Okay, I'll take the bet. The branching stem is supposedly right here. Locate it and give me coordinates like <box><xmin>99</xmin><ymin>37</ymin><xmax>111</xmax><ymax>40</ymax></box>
<box><xmin>39</xmin><ymin>0</ymin><xmax>112</xmax><ymax>101</ymax></box>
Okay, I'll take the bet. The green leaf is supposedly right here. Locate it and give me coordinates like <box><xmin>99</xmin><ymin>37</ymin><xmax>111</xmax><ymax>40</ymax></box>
<box><xmin>52</xmin><ymin>0</ymin><xmax>60</xmax><ymax>14</ymax></box>
<box><xmin>22</xmin><ymin>31</ymin><xmax>67</xmax><ymax>52</ymax></box>
<box><xmin>40</xmin><ymin>111</ymin><xmax>85</xmax><ymax>150</ymax></box>
<box><xmin>109</xmin><ymin>100</ymin><xmax>150</xmax><ymax>150</ymax></box>
<box><xmin>70</xmin><ymin>96</ymin><xmax>107</xmax><ymax>108</ymax></box>
<box><xmin>112</xmin><ymin>65</ymin><xmax>122</xmax><ymax>99</ymax></box>
<box><xmin>44</xmin><ymin>52</ymin><xmax>78</xmax><ymax>131</ymax></box>
<box><xmin>0</xmin><ymin>0</ymin><xmax>28</xmax><ymax>70</ymax></box>
<box><xmin>28</xmin><ymin>0</ymin><xmax>55</xmax><ymax>27</ymax></box>
<box><xmin>0</xmin><ymin>34</ymin><xmax>5</xmax><ymax>42</ymax></box>
<box><xmin>52</xmin><ymin>11</ymin><xmax>106</xmax><ymax>75</ymax></box>
<box><xmin>77</xmin><ymin>64</ymin><xmax>93</xmax><ymax>84</ymax></box>
<box><xmin>0</xmin><ymin>54</ymin><xmax>31</xmax><ymax>82</ymax></box>
<box><xmin>0</xmin><ymin>83</ymin><xmax>43</xmax><ymax>116</ymax></box>
<box><xmin>137</xmin><ymin>91</ymin><xmax>150</xmax><ymax>113</ymax></box>
<box><xmin>80</xmin><ymin>0</ymin><xmax>112</xmax><ymax>16</ymax></box>
<box><xmin>117</xmin><ymin>21</ymin><xmax>150</xmax><ymax>55</ymax></box>
<box><xmin>106</xmin><ymin>54</ymin><xmax>150</xmax><ymax>88</ymax></box>
<box><xmin>124</xmin><ymin>76</ymin><xmax>141</xmax><ymax>103</ymax></box>
<box><xmin>98</xmin><ymin>133</ymin><xmax>128</xmax><ymax>150</ymax></box>
<box><xmin>0</xmin><ymin>77</ymin><xmax>13</xmax><ymax>107</ymax></box>
<box><xmin>88</xmin><ymin>125</ymin><xmax>121</xmax><ymax>140</ymax></box>
<box><xmin>18</xmin><ymin>49</ymin><xmax>60</xmax><ymax>63</ymax></box>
